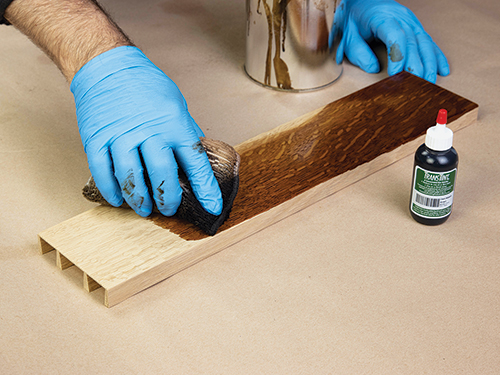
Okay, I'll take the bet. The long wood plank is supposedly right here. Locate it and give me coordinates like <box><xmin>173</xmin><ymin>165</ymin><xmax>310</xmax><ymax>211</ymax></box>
<box><xmin>38</xmin><ymin>72</ymin><xmax>478</xmax><ymax>307</ymax></box>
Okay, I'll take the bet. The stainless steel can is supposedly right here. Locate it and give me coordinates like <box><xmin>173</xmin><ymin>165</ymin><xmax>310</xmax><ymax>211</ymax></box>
<box><xmin>245</xmin><ymin>0</ymin><xmax>344</xmax><ymax>91</ymax></box>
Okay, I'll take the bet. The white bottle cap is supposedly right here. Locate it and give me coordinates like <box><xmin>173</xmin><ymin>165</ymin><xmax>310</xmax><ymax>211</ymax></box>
<box><xmin>425</xmin><ymin>109</ymin><xmax>453</xmax><ymax>151</ymax></box>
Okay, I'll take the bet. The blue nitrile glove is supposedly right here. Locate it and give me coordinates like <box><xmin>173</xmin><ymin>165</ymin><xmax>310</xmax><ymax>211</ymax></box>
<box><xmin>336</xmin><ymin>0</ymin><xmax>450</xmax><ymax>83</ymax></box>
<box><xmin>71</xmin><ymin>46</ymin><xmax>223</xmax><ymax>217</ymax></box>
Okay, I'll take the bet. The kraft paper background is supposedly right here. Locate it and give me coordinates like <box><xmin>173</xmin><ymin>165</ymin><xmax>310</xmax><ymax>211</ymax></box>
<box><xmin>1</xmin><ymin>0</ymin><xmax>499</xmax><ymax>373</ymax></box>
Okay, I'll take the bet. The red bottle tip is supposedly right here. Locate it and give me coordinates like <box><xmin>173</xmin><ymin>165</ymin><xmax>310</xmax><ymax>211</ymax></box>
<box><xmin>437</xmin><ymin>109</ymin><xmax>447</xmax><ymax>125</ymax></box>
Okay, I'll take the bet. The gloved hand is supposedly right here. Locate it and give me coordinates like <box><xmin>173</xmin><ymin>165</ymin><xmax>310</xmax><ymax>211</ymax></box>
<box><xmin>71</xmin><ymin>46</ymin><xmax>223</xmax><ymax>217</ymax></box>
<box><xmin>336</xmin><ymin>0</ymin><xmax>450</xmax><ymax>83</ymax></box>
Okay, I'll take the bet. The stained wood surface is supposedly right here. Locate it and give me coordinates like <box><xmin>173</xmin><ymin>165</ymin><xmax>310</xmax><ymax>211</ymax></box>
<box><xmin>38</xmin><ymin>72</ymin><xmax>478</xmax><ymax>307</ymax></box>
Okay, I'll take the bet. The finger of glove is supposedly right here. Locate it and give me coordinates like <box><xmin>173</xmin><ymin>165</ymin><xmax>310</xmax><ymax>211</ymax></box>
<box><xmin>415</xmin><ymin>32</ymin><xmax>440</xmax><ymax>83</ymax></box>
<box><xmin>400</xmin><ymin>23</ymin><xmax>424</xmax><ymax>79</ymax></box>
<box><xmin>335</xmin><ymin>23</ymin><xmax>347</xmax><ymax>65</ymax></box>
<box><xmin>140</xmin><ymin>136</ymin><xmax>183</xmax><ymax>216</ymax></box>
<box><xmin>375</xmin><ymin>18</ymin><xmax>407</xmax><ymax>76</ymax></box>
<box><xmin>174</xmin><ymin>136</ymin><xmax>223</xmax><ymax>216</ymax></box>
<box><xmin>336</xmin><ymin>35</ymin><xmax>346</xmax><ymax>65</ymax></box>
<box><xmin>180</xmin><ymin>96</ymin><xmax>205</xmax><ymax>139</ymax></box>
<box><xmin>110</xmin><ymin>143</ymin><xmax>153</xmax><ymax>217</ymax></box>
<box><xmin>435</xmin><ymin>43</ymin><xmax>450</xmax><ymax>77</ymax></box>
<box><xmin>86</xmin><ymin>145</ymin><xmax>123</xmax><ymax>207</ymax></box>
<box><xmin>344</xmin><ymin>20</ymin><xmax>380</xmax><ymax>73</ymax></box>
<box><xmin>191</xmin><ymin>118</ymin><xmax>205</xmax><ymax>139</ymax></box>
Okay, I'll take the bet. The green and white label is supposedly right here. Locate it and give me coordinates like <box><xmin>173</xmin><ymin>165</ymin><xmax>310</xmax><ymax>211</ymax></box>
<box><xmin>411</xmin><ymin>166</ymin><xmax>457</xmax><ymax>219</ymax></box>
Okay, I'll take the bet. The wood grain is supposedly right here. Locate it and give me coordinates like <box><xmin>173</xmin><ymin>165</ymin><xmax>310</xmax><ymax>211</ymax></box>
<box><xmin>38</xmin><ymin>72</ymin><xmax>478</xmax><ymax>307</ymax></box>
<box><xmin>149</xmin><ymin>72</ymin><xmax>478</xmax><ymax>240</ymax></box>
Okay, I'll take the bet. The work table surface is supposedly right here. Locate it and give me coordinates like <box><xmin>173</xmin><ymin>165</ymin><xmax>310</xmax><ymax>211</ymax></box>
<box><xmin>1</xmin><ymin>0</ymin><xmax>499</xmax><ymax>374</ymax></box>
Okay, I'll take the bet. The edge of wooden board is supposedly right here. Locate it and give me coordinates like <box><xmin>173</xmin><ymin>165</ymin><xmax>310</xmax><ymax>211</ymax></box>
<box><xmin>39</xmin><ymin>107</ymin><xmax>478</xmax><ymax>307</ymax></box>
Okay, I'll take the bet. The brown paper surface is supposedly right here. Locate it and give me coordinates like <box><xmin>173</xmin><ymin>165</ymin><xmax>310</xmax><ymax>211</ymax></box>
<box><xmin>1</xmin><ymin>0</ymin><xmax>499</xmax><ymax>373</ymax></box>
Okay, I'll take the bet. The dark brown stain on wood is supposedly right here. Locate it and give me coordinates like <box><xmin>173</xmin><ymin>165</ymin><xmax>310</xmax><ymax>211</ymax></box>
<box><xmin>150</xmin><ymin>72</ymin><xmax>478</xmax><ymax>241</ymax></box>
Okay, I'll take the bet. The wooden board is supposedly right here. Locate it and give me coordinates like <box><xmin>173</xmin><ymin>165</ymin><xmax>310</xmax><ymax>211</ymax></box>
<box><xmin>38</xmin><ymin>72</ymin><xmax>478</xmax><ymax>307</ymax></box>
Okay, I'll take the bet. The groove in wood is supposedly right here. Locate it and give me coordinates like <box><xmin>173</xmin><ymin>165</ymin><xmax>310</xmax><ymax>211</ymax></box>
<box><xmin>38</xmin><ymin>236</ymin><xmax>55</xmax><ymax>255</ymax></box>
<box><xmin>56</xmin><ymin>251</ymin><xmax>74</xmax><ymax>270</ymax></box>
<box><xmin>83</xmin><ymin>273</ymin><xmax>101</xmax><ymax>293</ymax></box>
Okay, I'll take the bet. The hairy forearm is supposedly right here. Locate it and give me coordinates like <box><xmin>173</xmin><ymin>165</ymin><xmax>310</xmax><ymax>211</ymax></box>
<box><xmin>5</xmin><ymin>0</ymin><xmax>133</xmax><ymax>81</ymax></box>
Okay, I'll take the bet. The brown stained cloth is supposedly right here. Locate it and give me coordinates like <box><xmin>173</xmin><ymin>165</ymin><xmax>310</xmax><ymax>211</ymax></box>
<box><xmin>82</xmin><ymin>138</ymin><xmax>240</xmax><ymax>236</ymax></box>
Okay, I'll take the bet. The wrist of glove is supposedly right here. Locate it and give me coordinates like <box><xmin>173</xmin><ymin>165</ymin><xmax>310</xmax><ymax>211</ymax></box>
<box><xmin>71</xmin><ymin>46</ymin><xmax>222</xmax><ymax>217</ymax></box>
<box><xmin>337</xmin><ymin>0</ymin><xmax>450</xmax><ymax>83</ymax></box>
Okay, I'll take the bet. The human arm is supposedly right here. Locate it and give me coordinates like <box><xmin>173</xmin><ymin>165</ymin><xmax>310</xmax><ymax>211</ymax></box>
<box><xmin>4</xmin><ymin>0</ymin><xmax>130</xmax><ymax>81</ymax></box>
<box><xmin>4</xmin><ymin>0</ymin><xmax>223</xmax><ymax>217</ymax></box>
<box><xmin>337</xmin><ymin>0</ymin><xmax>450</xmax><ymax>83</ymax></box>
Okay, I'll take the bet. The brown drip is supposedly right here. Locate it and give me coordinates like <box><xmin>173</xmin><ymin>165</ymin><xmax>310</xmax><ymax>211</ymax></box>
<box><xmin>257</xmin><ymin>0</ymin><xmax>293</xmax><ymax>89</ymax></box>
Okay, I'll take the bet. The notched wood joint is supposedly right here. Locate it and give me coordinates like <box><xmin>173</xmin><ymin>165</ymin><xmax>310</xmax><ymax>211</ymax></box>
<box><xmin>38</xmin><ymin>236</ymin><xmax>55</xmax><ymax>255</ymax></box>
<box><xmin>83</xmin><ymin>273</ymin><xmax>102</xmax><ymax>293</ymax></box>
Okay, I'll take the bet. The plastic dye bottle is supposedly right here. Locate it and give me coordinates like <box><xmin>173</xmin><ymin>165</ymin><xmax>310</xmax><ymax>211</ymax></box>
<box><xmin>410</xmin><ymin>109</ymin><xmax>458</xmax><ymax>225</ymax></box>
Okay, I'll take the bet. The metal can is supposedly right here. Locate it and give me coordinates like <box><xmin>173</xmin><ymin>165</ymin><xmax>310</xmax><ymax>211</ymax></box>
<box><xmin>245</xmin><ymin>0</ymin><xmax>344</xmax><ymax>91</ymax></box>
